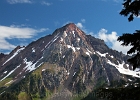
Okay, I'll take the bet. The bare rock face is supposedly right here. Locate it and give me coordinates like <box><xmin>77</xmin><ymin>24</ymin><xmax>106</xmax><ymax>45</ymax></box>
<box><xmin>0</xmin><ymin>53</ymin><xmax>7</xmax><ymax>61</ymax></box>
<box><xmin>0</xmin><ymin>23</ymin><xmax>140</xmax><ymax>99</ymax></box>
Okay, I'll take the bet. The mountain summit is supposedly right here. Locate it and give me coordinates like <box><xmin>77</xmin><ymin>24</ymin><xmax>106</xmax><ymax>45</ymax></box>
<box><xmin>0</xmin><ymin>23</ymin><xmax>140</xmax><ymax>100</ymax></box>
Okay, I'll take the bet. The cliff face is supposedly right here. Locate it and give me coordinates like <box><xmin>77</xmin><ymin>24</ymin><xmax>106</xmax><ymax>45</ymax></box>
<box><xmin>0</xmin><ymin>23</ymin><xmax>140</xmax><ymax>100</ymax></box>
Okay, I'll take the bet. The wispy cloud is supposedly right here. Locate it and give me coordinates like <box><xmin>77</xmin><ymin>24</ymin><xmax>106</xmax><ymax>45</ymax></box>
<box><xmin>41</xmin><ymin>1</ymin><xmax>52</xmax><ymax>6</ymax></box>
<box><xmin>113</xmin><ymin>0</ymin><xmax>121</xmax><ymax>3</ymax></box>
<box><xmin>101</xmin><ymin>0</ymin><xmax>122</xmax><ymax>3</ymax></box>
<box><xmin>76</xmin><ymin>22</ymin><xmax>84</xmax><ymax>29</ymax></box>
<box><xmin>7</xmin><ymin>0</ymin><xmax>33</xmax><ymax>4</ymax></box>
<box><xmin>0</xmin><ymin>25</ymin><xmax>48</xmax><ymax>51</ymax></box>
<box><xmin>63</xmin><ymin>19</ymin><xmax>88</xmax><ymax>34</ymax></box>
<box><xmin>96</xmin><ymin>28</ymin><xmax>132</xmax><ymax>54</ymax></box>
<box><xmin>81</xmin><ymin>19</ymin><xmax>86</xmax><ymax>23</ymax></box>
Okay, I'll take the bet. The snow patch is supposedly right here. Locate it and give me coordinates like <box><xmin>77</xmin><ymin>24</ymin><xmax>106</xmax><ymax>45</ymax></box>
<box><xmin>77</xmin><ymin>38</ymin><xmax>80</xmax><ymax>42</ymax></box>
<box><xmin>0</xmin><ymin>65</ymin><xmax>21</xmax><ymax>82</ymax></box>
<box><xmin>85</xmin><ymin>52</ymin><xmax>90</xmax><ymax>56</ymax></box>
<box><xmin>73</xmin><ymin>72</ymin><xmax>76</xmax><ymax>76</ymax></box>
<box><xmin>42</xmin><ymin>69</ymin><xmax>46</xmax><ymax>71</ymax></box>
<box><xmin>23</xmin><ymin>58</ymin><xmax>44</xmax><ymax>72</ymax></box>
<box><xmin>96</xmin><ymin>51</ymin><xmax>108</xmax><ymax>57</ymax></box>
<box><xmin>76</xmin><ymin>47</ymin><xmax>80</xmax><ymax>50</ymax></box>
<box><xmin>3</xmin><ymin>71</ymin><xmax>7</xmax><ymax>74</ymax></box>
<box><xmin>110</xmin><ymin>55</ymin><xmax>114</xmax><ymax>58</ymax></box>
<box><xmin>67</xmin><ymin>72</ymin><xmax>70</xmax><ymax>75</ymax></box>
<box><xmin>45</xmin><ymin>33</ymin><xmax>59</xmax><ymax>49</ymax></box>
<box><xmin>86</xmin><ymin>48</ymin><xmax>92</xmax><ymax>54</ymax></box>
<box><xmin>60</xmin><ymin>37</ymin><xmax>63</xmax><ymax>42</ymax></box>
<box><xmin>105</xmin><ymin>87</ymin><xmax>109</xmax><ymax>89</ymax></box>
<box><xmin>72</xmin><ymin>31</ymin><xmax>75</xmax><ymax>37</ymax></box>
<box><xmin>3</xmin><ymin>47</ymin><xmax>25</xmax><ymax>65</ymax></box>
<box><xmin>128</xmin><ymin>79</ymin><xmax>132</xmax><ymax>81</ymax></box>
<box><xmin>107</xmin><ymin>60</ymin><xmax>140</xmax><ymax>78</ymax></box>
<box><xmin>124</xmin><ymin>83</ymin><xmax>129</xmax><ymax>87</ymax></box>
<box><xmin>63</xmin><ymin>55</ymin><xmax>65</xmax><ymax>58</ymax></box>
<box><xmin>32</xmin><ymin>48</ymin><xmax>35</xmax><ymax>52</ymax></box>
<box><xmin>67</xmin><ymin>45</ymin><xmax>76</xmax><ymax>52</ymax></box>
<box><xmin>135</xmin><ymin>68</ymin><xmax>140</xmax><ymax>72</ymax></box>
<box><xmin>63</xmin><ymin>31</ymin><xmax>67</xmax><ymax>37</ymax></box>
<box><xmin>0</xmin><ymin>91</ymin><xmax>5</xmax><ymax>95</ymax></box>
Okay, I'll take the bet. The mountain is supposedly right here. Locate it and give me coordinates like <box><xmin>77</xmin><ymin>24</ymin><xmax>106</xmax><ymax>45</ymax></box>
<box><xmin>0</xmin><ymin>23</ymin><xmax>140</xmax><ymax>100</ymax></box>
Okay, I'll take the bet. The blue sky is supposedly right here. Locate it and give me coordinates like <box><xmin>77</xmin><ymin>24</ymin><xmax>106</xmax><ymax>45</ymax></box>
<box><xmin>0</xmin><ymin>0</ymin><xmax>140</xmax><ymax>54</ymax></box>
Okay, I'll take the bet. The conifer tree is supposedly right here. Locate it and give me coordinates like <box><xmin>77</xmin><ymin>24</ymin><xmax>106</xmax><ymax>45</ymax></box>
<box><xmin>118</xmin><ymin>0</ymin><xmax>140</xmax><ymax>70</ymax></box>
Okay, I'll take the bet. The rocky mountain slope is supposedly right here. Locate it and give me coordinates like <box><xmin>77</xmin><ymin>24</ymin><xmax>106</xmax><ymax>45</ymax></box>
<box><xmin>0</xmin><ymin>23</ymin><xmax>140</xmax><ymax>100</ymax></box>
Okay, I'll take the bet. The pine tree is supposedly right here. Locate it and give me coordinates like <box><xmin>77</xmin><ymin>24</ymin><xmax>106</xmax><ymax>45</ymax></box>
<box><xmin>120</xmin><ymin>0</ymin><xmax>140</xmax><ymax>21</ymax></box>
<box><xmin>118</xmin><ymin>0</ymin><xmax>140</xmax><ymax>70</ymax></box>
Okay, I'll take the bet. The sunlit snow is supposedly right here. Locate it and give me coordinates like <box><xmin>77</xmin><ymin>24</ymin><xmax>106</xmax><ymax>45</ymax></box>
<box><xmin>73</xmin><ymin>72</ymin><xmax>76</xmax><ymax>76</ymax></box>
<box><xmin>67</xmin><ymin>45</ymin><xmax>76</xmax><ymax>52</ymax></box>
<box><xmin>23</xmin><ymin>58</ymin><xmax>44</xmax><ymax>72</ymax></box>
<box><xmin>86</xmin><ymin>48</ymin><xmax>92</xmax><ymax>54</ymax></box>
<box><xmin>107</xmin><ymin>60</ymin><xmax>140</xmax><ymax>78</ymax></box>
<box><xmin>77</xmin><ymin>38</ymin><xmax>80</xmax><ymax>42</ymax></box>
<box><xmin>96</xmin><ymin>51</ymin><xmax>108</xmax><ymax>57</ymax></box>
<box><xmin>0</xmin><ymin>65</ymin><xmax>21</xmax><ymax>82</ymax></box>
<box><xmin>45</xmin><ymin>33</ymin><xmax>59</xmax><ymax>49</ymax></box>
<box><xmin>76</xmin><ymin>47</ymin><xmax>80</xmax><ymax>50</ymax></box>
<box><xmin>85</xmin><ymin>52</ymin><xmax>90</xmax><ymax>56</ymax></box>
<box><xmin>3</xmin><ymin>71</ymin><xmax>7</xmax><ymax>74</ymax></box>
<box><xmin>110</xmin><ymin>55</ymin><xmax>114</xmax><ymax>58</ymax></box>
<box><xmin>128</xmin><ymin>79</ymin><xmax>132</xmax><ymax>81</ymax></box>
<box><xmin>42</xmin><ymin>69</ymin><xmax>46</xmax><ymax>71</ymax></box>
<box><xmin>63</xmin><ymin>31</ymin><xmax>67</xmax><ymax>37</ymax></box>
<box><xmin>3</xmin><ymin>47</ymin><xmax>25</xmax><ymax>65</ymax></box>
<box><xmin>32</xmin><ymin>48</ymin><xmax>35</xmax><ymax>52</ymax></box>
<box><xmin>72</xmin><ymin>31</ymin><xmax>75</xmax><ymax>37</ymax></box>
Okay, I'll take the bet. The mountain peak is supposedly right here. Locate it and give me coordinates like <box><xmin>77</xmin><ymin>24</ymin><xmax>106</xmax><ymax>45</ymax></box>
<box><xmin>65</xmin><ymin>23</ymin><xmax>76</xmax><ymax>28</ymax></box>
<box><xmin>53</xmin><ymin>23</ymin><xmax>85</xmax><ymax>38</ymax></box>
<box><xmin>62</xmin><ymin>23</ymin><xmax>78</xmax><ymax>32</ymax></box>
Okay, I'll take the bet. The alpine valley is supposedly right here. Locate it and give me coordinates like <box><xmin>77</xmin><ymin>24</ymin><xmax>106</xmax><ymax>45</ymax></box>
<box><xmin>0</xmin><ymin>23</ymin><xmax>140</xmax><ymax>100</ymax></box>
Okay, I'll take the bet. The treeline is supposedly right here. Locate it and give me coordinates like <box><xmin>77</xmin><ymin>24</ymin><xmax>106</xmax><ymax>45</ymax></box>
<box><xmin>0</xmin><ymin>73</ymin><xmax>50</xmax><ymax>100</ymax></box>
<box><xmin>83</xmin><ymin>87</ymin><xmax>140</xmax><ymax>100</ymax></box>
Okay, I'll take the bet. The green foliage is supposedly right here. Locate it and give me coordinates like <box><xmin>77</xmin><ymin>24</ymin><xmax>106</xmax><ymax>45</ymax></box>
<box><xmin>0</xmin><ymin>68</ymin><xmax>53</xmax><ymax>100</ymax></box>
<box><xmin>117</xmin><ymin>31</ymin><xmax>140</xmax><ymax>70</ymax></box>
<box><xmin>0</xmin><ymin>92</ymin><xmax>18</xmax><ymax>100</ymax></box>
<box><xmin>83</xmin><ymin>87</ymin><xmax>140</xmax><ymax>100</ymax></box>
<box><xmin>95</xmin><ymin>77</ymin><xmax>106</xmax><ymax>88</ymax></box>
<box><xmin>0</xmin><ymin>77</ymin><xmax>13</xmax><ymax>87</ymax></box>
<box><xmin>18</xmin><ymin>92</ymin><xmax>31</xmax><ymax>100</ymax></box>
<box><xmin>72</xmin><ymin>92</ymin><xmax>88</xmax><ymax>100</ymax></box>
<box><xmin>81</xmin><ymin>54</ymin><xmax>89</xmax><ymax>61</ymax></box>
<box><xmin>39</xmin><ymin>86</ymin><xmax>46</xmax><ymax>98</ymax></box>
<box><xmin>120</xmin><ymin>0</ymin><xmax>140</xmax><ymax>21</ymax></box>
<box><xmin>118</xmin><ymin>0</ymin><xmax>140</xmax><ymax>70</ymax></box>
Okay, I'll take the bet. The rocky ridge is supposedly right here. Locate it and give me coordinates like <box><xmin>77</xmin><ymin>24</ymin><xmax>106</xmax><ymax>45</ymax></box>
<box><xmin>0</xmin><ymin>23</ymin><xmax>140</xmax><ymax>100</ymax></box>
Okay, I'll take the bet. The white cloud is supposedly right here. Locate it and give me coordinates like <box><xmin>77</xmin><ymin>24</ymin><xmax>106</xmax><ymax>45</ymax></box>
<box><xmin>0</xmin><ymin>25</ymin><xmax>48</xmax><ymax>51</ymax></box>
<box><xmin>81</xmin><ymin>19</ymin><xmax>86</xmax><ymax>23</ymax></box>
<box><xmin>113</xmin><ymin>0</ymin><xmax>121</xmax><ymax>3</ymax></box>
<box><xmin>0</xmin><ymin>39</ymin><xmax>16</xmax><ymax>50</ymax></box>
<box><xmin>96</xmin><ymin>28</ymin><xmax>132</xmax><ymax>54</ymax></box>
<box><xmin>41</xmin><ymin>1</ymin><xmax>52</xmax><ymax>6</ymax></box>
<box><xmin>76</xmin><ymin>22</ymin><xmax>84</xmax><ymax>29</ymax></box>
<box><xmin>7</xmin><ymin>0</ymin><xmax>32</xmax><ymax>4</ymax></box>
